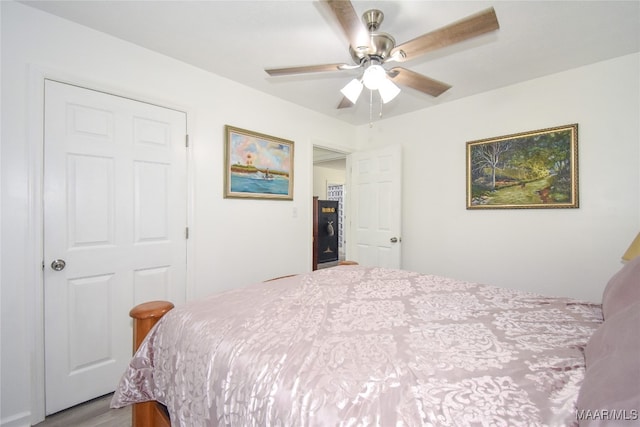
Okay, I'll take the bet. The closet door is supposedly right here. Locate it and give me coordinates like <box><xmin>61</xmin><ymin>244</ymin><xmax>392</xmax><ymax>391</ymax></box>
<box><xmin>43</xmin><ymin>80</ymin><xmax>188</xmax><ymax>413</ymax></box>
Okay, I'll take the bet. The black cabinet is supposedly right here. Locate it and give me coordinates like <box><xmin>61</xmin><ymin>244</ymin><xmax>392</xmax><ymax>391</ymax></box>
<box><xmin>315</xmin><ymin>200</ymin><xmax>339</xmax><ymax>265</ymax></box>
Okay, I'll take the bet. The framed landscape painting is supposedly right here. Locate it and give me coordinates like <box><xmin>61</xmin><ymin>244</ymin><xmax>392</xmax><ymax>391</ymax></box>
<box><xmin>466</xmin><ymin>124</ymin><xmax>578</xmax><ymax>209</ymax></box>
<box><xmin>224</xmin><ymin>125</ymin><xmax>294</xmax><ymax>200</ymax></box>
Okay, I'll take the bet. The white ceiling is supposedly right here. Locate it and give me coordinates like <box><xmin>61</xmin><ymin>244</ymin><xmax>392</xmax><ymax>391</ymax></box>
<box><xmin>21</xmin><ymin>0</ymin><xmax>640</xmax><ymax>126</ymax></box>
<box><xmin>313</xmin><ymin>146</ymin><xmax>348</xmax><ymax>166</ymax></box>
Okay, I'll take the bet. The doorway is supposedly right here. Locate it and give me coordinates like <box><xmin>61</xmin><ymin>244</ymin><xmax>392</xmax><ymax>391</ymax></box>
<box><xmin>313</xmin><ymin>146</ymin><xmax>347</xmax><ymax>267</ymax></box>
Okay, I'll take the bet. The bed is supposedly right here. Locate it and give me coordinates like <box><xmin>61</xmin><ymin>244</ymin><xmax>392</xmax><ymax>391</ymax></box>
<box><xmin>111</xmin><ymin>259</ymin><xmax>640</xmax><ymax>426</ymax></box>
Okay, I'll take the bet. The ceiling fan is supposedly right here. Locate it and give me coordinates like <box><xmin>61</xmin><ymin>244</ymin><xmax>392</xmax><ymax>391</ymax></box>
<box><xmin>265</xmin><ymin>0</ymin><xmax>499</xmax><ymax>109</ymax></box>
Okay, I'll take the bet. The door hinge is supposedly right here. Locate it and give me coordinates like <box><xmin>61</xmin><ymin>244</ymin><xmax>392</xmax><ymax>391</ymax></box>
<box><xmin>185</xmin><ymin>227</ymin><xmax>189</xmax><ymax>239</ymax></box>
<box><xmin>185</xmin><ymin>134</ymin><xmax>190</xmax><ymax>148</ymax></box>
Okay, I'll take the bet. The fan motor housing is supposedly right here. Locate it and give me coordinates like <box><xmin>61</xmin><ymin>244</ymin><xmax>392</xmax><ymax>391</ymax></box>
<box><xmin>349</xmin><ymin>32</ymin><xmax>396</xmax><ymax>63</ymax></box>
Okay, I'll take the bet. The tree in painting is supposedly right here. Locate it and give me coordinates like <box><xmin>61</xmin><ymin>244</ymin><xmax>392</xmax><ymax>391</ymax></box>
<box><xmin>471</xmin><ymin>141</ymin><xmax>512</xmax><ymax>191</ymax></box>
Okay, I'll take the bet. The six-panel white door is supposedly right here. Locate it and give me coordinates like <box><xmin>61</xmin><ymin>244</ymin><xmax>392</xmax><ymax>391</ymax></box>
<box><xmin>43</xmin><ymin>80</ymin><xmax>187</xmax><ymax>414</ymax></box>
<box><xmin>348</xmin><ymin>145</ymin><xmax>402</xmax><ymax>268</ymax></box>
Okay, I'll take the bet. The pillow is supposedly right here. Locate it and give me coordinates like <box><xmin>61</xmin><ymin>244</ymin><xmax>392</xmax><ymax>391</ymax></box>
<box><xmin>576</xmin><ymin>301</ymin><xmax>640</xmax><ymax>426</ymax></box>
<box><xmin>601</xmin><ymin>256</ymin><xmax>640</xmax><ymax>320</ymax></box>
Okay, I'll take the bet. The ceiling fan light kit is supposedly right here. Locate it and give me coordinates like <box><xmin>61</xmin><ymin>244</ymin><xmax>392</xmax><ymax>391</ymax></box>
<box><xmin>378</xmin><ymin>78</ymin><xmax>401</xmax><ymax>104</ymax></box>
<box><xmin>340</xmin><ymin>78</ymin><xmax>363</xmax><ymax>104</ymax></box>
<box><xmin>265</xmin><ymin>0</ymin><xmax>500</xmax><ymax>122</ymax></box>
<box><xmin>340</xmin><ymin>72</ymin><xmax>400</xmax><ymax>106</ymax></box>
<box><xmin>362</xmin><ymin>64</ymin><xmax>386</xmax><ymax>90</ymax></box>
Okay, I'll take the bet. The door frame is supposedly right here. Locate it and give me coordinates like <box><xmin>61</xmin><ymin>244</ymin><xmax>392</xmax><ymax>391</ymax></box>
<box><xmin>311</xmin><ymin>143</ymin><xmax>351</xmax><ymax>268</ymax></box>
<box><xmin>25</xmin><ymin>66</ymin><xmax>195</xmax><ymax>424</ymax></box>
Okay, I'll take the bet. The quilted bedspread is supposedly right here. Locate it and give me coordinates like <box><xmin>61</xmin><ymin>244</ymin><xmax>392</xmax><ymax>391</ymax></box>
<box><xmin>111</xmin><ymin>266</ymin><xmax>602</xmax><ymax>426</ymax></box>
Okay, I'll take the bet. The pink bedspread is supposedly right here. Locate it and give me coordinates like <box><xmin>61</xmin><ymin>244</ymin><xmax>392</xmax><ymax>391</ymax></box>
<box><xmin>112</xmin><ymin>266</ymin><xmax>602</xmax><ymax>426</ymax></box>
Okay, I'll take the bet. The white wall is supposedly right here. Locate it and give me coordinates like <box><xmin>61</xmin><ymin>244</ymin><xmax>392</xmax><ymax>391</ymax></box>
<box><xmin>0</xmin><ymin>2</ymin><xmax>356</xmax><ymax>425</ymax></box>
<box><xmin>313</xmin><ymin>164</ymin><xmax>346</xmax><ymax>199</ymax></box>
<box><xmin>356</xmin><ymin>53</ymin><xmax>640</xmax><ymax>303</ymax></box>
<box><xmin>2</xmin><ymin>1</ymin><xmax>638</xmax><ymax>425</ymax></box>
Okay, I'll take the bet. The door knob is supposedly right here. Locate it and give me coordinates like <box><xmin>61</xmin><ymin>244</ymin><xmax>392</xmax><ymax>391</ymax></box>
<box><xmin>390</xmin><ymin>237</ymin><xmax>399</xmax><ymax>243</ymax></box>
<box><xmin>51</xmin><ymin>259</ymin><xmax>66</xmax><ymax>271</ymax></box>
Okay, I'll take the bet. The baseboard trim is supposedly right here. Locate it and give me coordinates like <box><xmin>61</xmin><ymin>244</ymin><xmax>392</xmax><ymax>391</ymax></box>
<box><xmin>1</xmin><ymin>411</ymin><xmax>31</xmax><ymax>427</ymax></box>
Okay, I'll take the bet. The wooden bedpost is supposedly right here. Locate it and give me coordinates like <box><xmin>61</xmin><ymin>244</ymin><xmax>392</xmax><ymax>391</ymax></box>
<box><xmin>129</xmin><ymin>301</ymin><xmax>174</xmax><ymax>427</ymax></box>
<box><xmin>130</xmin><ymin>300</ymin><xmax>174</xmax><ymax>352</ymax></box>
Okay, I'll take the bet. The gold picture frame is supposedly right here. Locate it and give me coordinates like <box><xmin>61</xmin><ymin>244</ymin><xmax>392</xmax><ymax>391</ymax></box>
<box><xmin>466</xmin><ymin>124</ymin><xmax>579</xmax><ymax>209</ymax></box>
<box><xmin>224</xmin><ymin>125</ymin><xmax>294</xmax><ymax>200</ymax></box>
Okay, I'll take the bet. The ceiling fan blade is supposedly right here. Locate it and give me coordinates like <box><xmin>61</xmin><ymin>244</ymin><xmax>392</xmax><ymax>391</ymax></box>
<box><xmin>265</xmin><ymin>63</ymin><xmax>350</xmax><ymax>76</ymax></box>
<box><xmin>322</xmin><ymin>0</ymin><xmax>369</xmax><ymax>51</ymax></box>
<box><xmin>388</xmin><ymin>67</ymin><xmax>451</xmax><ymax>97</ymax></box>
<box><xmin>337</xmin><ymin>96</ymin><xmax>354</xmax><ymax>109</ymax></box>
<box><xmin>390</xmin><ymin>7</ymin><xmax>499</xmax><ymax>62</ymax></box>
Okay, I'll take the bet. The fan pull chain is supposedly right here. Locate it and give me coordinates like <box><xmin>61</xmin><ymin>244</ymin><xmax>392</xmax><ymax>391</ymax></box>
<box><xmin>369</xmin><ymin>89</ymin><xmax>374</xmax><ymax>128</ymax></box>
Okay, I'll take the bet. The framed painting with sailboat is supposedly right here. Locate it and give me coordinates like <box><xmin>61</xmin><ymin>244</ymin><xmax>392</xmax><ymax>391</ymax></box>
<box><xmin>224</xmin><ymin>125</ymin><xmax>294</xmax><ymax>200</ymax></box>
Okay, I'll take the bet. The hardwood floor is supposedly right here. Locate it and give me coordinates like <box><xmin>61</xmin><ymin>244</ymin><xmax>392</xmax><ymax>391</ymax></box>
<box><xmin>34</xmin><ymin>394</ymin><xmax>131</xmax><ymax>427</ymax></box>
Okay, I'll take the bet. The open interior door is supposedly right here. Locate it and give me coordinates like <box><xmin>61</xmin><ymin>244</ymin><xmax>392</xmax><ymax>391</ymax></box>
<box><xmin>347</xmin><ymin>145</ymin><xmax>402</xmax><ymax>268</ymax></box>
